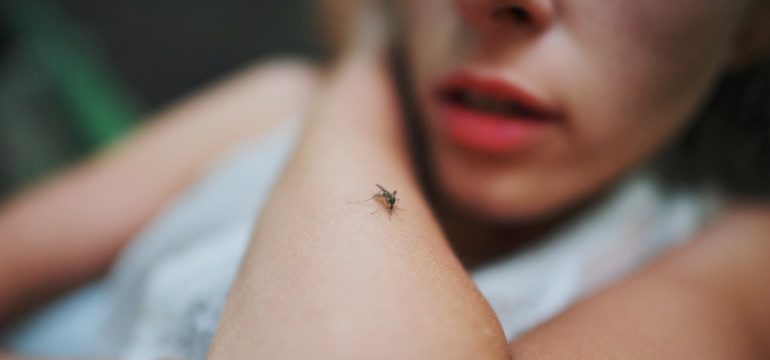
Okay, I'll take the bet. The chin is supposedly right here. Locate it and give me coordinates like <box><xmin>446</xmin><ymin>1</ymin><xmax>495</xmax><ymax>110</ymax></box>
<box><xmin>433</xmin><ymin>159</ymin><xmax>576</xmax><ymax>225</ymax></box>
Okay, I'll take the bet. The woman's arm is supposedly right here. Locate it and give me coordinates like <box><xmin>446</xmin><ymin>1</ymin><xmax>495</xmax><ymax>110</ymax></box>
<box><xmin>510</xmin><ymin>205</ymin><xmax>770</xmax><ymax>359</ymax></box>
<box><xmin>208</xmin><ymin>53</ymin><xmax>510</xmax><ymax>359</ymax></box>
<box><xmin>0</xmin><ymin>60</ymin><xmax>319</xmax><ymax>326</ymax></box>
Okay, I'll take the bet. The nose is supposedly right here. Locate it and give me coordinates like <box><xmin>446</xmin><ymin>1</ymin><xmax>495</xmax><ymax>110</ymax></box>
<box><xmin>455</xmin><ymin>0</ymin><xmax>555</xmax><ymax>32</ymax></box>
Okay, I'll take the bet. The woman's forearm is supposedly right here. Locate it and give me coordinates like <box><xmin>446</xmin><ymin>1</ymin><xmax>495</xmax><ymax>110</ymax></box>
<box><xmin>208</xmin><ymin>56</ymin><xmax>509</xmax><ymax>359</ymax></box>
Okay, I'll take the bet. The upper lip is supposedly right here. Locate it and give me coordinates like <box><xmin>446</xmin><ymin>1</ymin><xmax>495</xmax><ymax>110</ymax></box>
<box><xmin>435</xmin><ymin>71</ymin><xmax>562</xmax><ymax>121</ymax></box>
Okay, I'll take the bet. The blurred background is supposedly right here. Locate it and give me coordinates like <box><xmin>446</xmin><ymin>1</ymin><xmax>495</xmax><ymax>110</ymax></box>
<box><xmin>0</xmin><ymin>0</ymin><xmax>321</xmax><ymax>200</ymax></box>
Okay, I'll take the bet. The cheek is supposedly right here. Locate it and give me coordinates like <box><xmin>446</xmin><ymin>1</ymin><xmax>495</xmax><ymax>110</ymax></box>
<box><xmin>563</xmin><ymin>0</ymin><xmax>746</xmax><ymax>153</ymax></box>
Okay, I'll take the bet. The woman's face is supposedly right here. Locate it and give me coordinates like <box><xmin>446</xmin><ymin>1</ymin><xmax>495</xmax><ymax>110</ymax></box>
<box><xmin>399</xmin><ymin>0</ymin><xmax>755</xmax><ymax>222</ymax></box>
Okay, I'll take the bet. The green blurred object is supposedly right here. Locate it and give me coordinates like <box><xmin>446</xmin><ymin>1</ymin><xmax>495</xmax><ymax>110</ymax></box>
<box><xmin>4</xmin><ymin>0</ymin><xmax>138</xmax><ymax>148</ymax></box>
<box><xmin>0</xmin><ymin>0</ymin><xmax>140</xmax><ymax>199</ymax></box>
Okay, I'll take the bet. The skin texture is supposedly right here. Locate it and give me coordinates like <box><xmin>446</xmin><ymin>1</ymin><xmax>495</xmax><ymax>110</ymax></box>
<box><xmin>400</xmin><ymin>0</ymin><xmax>758</xmax><ymax>221</ymax></box>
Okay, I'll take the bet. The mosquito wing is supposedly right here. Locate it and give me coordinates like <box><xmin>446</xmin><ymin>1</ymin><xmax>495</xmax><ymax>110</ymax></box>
<box><xmin>376</xmin><ymin>184</ymin><xmax>391</xmax><ymax>195</ymax></box>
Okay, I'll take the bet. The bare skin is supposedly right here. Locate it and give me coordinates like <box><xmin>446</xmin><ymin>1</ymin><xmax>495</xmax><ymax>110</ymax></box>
<box><xmin>0</xmin><ymin>59</ymin><xmax>320</xmax><ymax>328</ymax></box>
<box><xmin>510</xmin><ymin>205</ymin><xmax>770</xmax><ymax>359</ymax></box>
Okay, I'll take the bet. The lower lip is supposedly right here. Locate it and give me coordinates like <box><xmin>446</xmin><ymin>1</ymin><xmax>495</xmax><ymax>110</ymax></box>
<box><xmin>437</xmin><ymin>102</ymin><xmax>554</xmax><ymax>155</ymax></box>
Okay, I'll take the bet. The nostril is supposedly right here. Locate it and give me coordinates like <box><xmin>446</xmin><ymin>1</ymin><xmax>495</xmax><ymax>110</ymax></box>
<box><xmin>492</xmin><ymin>5</ymin><xmax>532</xmax><ymax>24</ymax></box>
<box><xmin>457</xmin><ymin>0</ymin><xmax>553</xmax><ymax>31</ymax></box>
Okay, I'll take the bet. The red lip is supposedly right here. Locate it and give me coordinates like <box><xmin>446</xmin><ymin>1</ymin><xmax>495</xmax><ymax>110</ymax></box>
<box><xmin>433</xmin><ymin>71</ymin><xmax>562</xmax><ymax>155</ymax></box>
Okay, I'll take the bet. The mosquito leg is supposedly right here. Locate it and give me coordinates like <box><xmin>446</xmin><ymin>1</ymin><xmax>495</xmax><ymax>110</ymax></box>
<box><xmin>346</xmin><ymin>198</ymin><xmax>373</xmax><ymax>205</ymax></box>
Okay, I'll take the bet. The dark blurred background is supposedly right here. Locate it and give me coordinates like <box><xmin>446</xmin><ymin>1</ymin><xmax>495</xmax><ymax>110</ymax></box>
<box><xmin>0</xmin><ymin>0</ymin><xmax>321</xmax><ymax>200</ymax></box>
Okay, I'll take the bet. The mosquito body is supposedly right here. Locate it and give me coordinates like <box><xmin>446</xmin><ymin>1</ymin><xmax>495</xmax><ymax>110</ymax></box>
<box><xmin>348</xmin><ymin>184</ymin><xmax>402</xmax><ymax>217</ymax></box>
<box><xmin>373</xmin><ymin>184</ymin><xmax>399</xmax><ymax>213</ymax></box>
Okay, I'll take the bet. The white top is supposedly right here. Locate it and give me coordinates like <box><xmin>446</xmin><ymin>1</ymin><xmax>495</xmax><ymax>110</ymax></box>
<box><xmin>3</xmin><ymin>121</ymin><xmax>721</xmax><ymax>359</ymax></box>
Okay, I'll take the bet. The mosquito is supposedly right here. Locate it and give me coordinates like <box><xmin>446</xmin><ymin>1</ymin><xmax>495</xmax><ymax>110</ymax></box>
<box><xmin>373</xmin><ymin>184</ymin><xmax>399</xmax><ymax>214</ymax></box>
<box><xmin>349</xmin><ymin>184</ymin><xmax>402</xmax><ymax>217</ymax></box>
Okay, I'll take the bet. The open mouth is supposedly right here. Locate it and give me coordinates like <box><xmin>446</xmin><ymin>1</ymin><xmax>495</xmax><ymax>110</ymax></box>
<box><xmin>431</xmin><ymin>71</ymin><xmax>562</xmax><ymax>154</ymax></box>
<box><xmin>438</xmin><ymin>87</ymin><xmax>552</xmax><ymax>121</ymax></box>
<box><xmin>435</xmin><ymin>72</ymin><xmax>561</xmax><ymax>123</ymax></box>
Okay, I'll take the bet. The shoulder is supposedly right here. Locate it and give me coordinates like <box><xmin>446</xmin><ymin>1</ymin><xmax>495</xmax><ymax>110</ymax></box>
<box><xmin>717</xmin><ymin>201</ymin><xmax>770</xmax><ymax>227</ymax></box>
<box><xmin>686</xmin><ymin>201</ymin><xmax>770</xmax><ymax>284</ymax></box>
<box><xmin>202</xmin><ymin>57</ymin><xmax>322</xmax><ymax>105</ymax></box>
<box><xmin>151</xmin><ymin>57</ymin><xmax>322</xmax><ymax>143</ymax></box>
<box><xmin>700</xmin><ymin>201</ymin><xmax>770</xmax><ymax>249</ymax></box>
<box><xmin>665</xmin><ymin>201</ymin><xmax>770</xmax><ymax>352</ymax></box>
<box><xmin>208</xmin><ymin>57</ymin><xmax>322</xmax><ymax>108</ymax></box>
<box><xmin>508</xmin><ymin>201</ymin><xmax>770</xmax><ymax>359</ymax></box>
